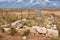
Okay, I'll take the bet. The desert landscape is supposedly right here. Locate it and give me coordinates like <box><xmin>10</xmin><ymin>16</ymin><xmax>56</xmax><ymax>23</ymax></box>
<box><xmin>0</xmin><ymin>8</ymin><xmax>60</xmax><ymax>40</ymax></box>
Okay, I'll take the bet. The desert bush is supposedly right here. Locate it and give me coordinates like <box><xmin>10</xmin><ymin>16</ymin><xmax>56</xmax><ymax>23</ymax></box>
<box><xmin>0</xmin><ymin>34</ymin><xmax>3</xmax><ymax>38</ymax></box>
<box><xmin>7</xmin><ymin>15</ymin><xmax>18</xmax><ymax>23</ymax></box>
<box><xmin>54</xmin><ymin>16</ymin><xmax>60</xmax><ymax>36</ymax></box>
<box><xmin>0</xmin><ymin>14</ymin><xmax>20</xmax><ymax>24</ymax></box>
<box><xmin>1</xmin><ymin>28</ymin><xmax>4</xmax><ymax>33</ymax></box>
<box><xmin>22</xmin><ymin>30</ymin><xmax>30</xmax><ymax>36</ymax></box>
<box><xmin>23</xmin><ymin>22</ymin><xmax>28</xmax><ymax>26</ymax></box>
<box><xmin>56</xmin><ymin>24</ymin><xmax>60</xmax><ymax>36</ymax></box>
<box><xmin>0</xmin><ymin>33</ymin><xmax>3</xmax><ymax>40</ymax></box>
<box><xmin>32</xmin><ymin>17</ymin><xmax>36</xmax><ymax>20</ymax></box>
<box><xmin>0</xmin><ymin>19</ymin><xmax>5</xmax><ymax>25</ymax></box>
<box><xmin>22</xmin><ymin>20</ymin><xmax>31</xmax><ymax>27</ymax></box>
<box><xmin>50</xmin><ymin>37</ymin><xmax>58</xmax><ymax>40</ymax></box>
<box><xmin>0</xmin><ymin>34</ymin><xmax>3</xmax><ymax>40</ymax></box>
<box><xmin>0</xmin><ymin>26</ymin><xmax>4</xmax><ymax>33</ymax></box>
<box><xmin>9</xmin><ymin>27</ymin><xmax>17</xmax><ymax>36</ymax></box>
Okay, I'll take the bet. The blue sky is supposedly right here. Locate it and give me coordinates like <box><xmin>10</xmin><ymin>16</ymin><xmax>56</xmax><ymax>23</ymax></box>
<box><xmin>0</xmin><ymin>0</ymin><xmax>60</xmax><ymax>8</ymax></box>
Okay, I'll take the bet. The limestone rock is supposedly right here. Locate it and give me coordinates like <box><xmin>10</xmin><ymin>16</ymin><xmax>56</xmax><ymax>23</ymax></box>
<box><xmin>47</xmin><ymin>29</ymin><xmax>58</xmax><ymax>38</ymax></box>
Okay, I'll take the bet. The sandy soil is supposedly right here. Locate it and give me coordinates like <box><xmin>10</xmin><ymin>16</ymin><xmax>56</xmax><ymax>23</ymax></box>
<box><xmin>0</xmin><ymin>32</ymin><xmax>51</xmax><ymax>40</ymax></box>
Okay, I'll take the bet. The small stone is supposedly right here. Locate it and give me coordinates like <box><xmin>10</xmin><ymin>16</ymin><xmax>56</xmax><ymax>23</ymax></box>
<box><xmin>22</xmin><ymin>36</ymin><xmax>26</xmax><ymax>40</ymax></box>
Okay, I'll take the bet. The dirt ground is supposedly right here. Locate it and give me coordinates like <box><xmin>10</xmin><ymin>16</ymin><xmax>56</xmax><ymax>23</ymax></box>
<box><xmin>0</xmin><ymin>32</ymin><xmax>54</xmax><ymax>40</ymax></box>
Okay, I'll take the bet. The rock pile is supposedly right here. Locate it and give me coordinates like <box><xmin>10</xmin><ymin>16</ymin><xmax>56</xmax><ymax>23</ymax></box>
<box><xmin>1</xmin><ymin>15</ymin><xmax>59</xmax><ymax>38</ymax></box>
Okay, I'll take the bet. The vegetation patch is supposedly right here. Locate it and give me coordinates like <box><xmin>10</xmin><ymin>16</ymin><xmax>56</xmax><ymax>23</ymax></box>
<box><xmin>22</xmin><ymin>30</ymin><xmax>30</xmax><ymax>36</ymax></box>
<box><xmin>9</xmin><ymin>27</ymin><xmax>17</xmax><ymax>36</ymax></box>
<box><xmin>50</xmin><ymin>37</ymin><xmax>58</xmax><ymax>40</ymax></box>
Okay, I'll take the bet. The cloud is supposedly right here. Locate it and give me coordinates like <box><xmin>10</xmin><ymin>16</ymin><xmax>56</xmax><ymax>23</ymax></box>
<box><xmin>35</xmin><ymin>0</ymin><xmax>41</xmax><ymax>4</ymax></box>
<box><xmin>29</xmin><ymin>0</ymin><xmax>34</xmax><ymax>3</ymax></box>
<box><xmin>26</xmin><ymin>0</ymin><xmax>35</xmax><ymax>5</ymax></box>
<box><xmin>17</xmin><ymin>0</ymin><xmax>22</xmax><ymax>2</ymax></box>
<box><xmin>44</xmin><ymin>0</ymin><xmax>49</xmax><ymax>2</ymax></box>
<box><xmin>0</xmin><ymin>0</ymin><xmax>60</xmax><ymax>8</ymax></box>
<box><xmin>27</xmin><ymin>0</ymin><xmax>42</xmax><ymax>5</ymax></box>
<box><xmin>0</xmin><ymin>0</ymin><xmax>16</xmax><ymax>2</ymax></box>
<box><xmin>0</xmin><ymin>0</ymin><xmax>21</xmax><ymax>2</ymax></box>
<box><xmin>0</xmin><ymin>0</ymin><xmax>6</xmax><ymax>2</ymax></box>
<box><xmin>52</xmin><ymin>1</ymin><xmax>60</xmax><ymax>8</ymax></box>
<box><xmin>53</xmin><ymin>3</ymin><xmax>57</xmax><ymax>6</ymax></box>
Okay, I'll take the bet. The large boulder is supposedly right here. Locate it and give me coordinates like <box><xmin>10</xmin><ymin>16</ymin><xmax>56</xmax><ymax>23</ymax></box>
<box><xmin>32</xmin><ymin>26</ymin><xmax>47</xmax><ymax>34</ymax></box>
<box><xmin>39</xmin><ymin>27</ymin><xmax>47</xmax><ymax>34</ymax></box>
<box><xmin>47</xmin><ymin>29</ymin><xmax>58</xmax><ymax>38</ymax></box>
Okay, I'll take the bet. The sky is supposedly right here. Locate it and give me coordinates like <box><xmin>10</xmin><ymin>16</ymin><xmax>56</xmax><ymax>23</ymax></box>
<box><xmin>0</xmin><ymin>0</ymin><xmax>60</xmax><ymax>8</ymax></box>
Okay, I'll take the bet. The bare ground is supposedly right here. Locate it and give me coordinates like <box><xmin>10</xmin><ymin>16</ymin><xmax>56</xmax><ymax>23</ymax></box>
<box><xmin>0</xmin><ymin>32</ymin><xmax>51</xmax><ymax>40</ymax></box>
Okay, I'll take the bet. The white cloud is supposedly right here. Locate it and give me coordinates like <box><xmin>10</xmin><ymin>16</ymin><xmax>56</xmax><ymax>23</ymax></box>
<box><xmin>0</xmin><ymin>0</ymin><xmax>23</xmax><ymax>3</ymax></box>
<box><xmin>35</xmin><ymin>0</ymin><xmax>41</xmax><ymax>4</ymax></box>
<box><xmin>0</xmin><ymin>0</ymin><xmax>7</xmax><ymax>2</ymax></box>
<box><xmin>17</xmin><ymin>0</ymin><xmax>22</xmax><ymax>2</ymax></box>
<box><xmin>0</xmin><ymin>0</ymin><xmax>16</xmax><ymax>2</ymax></box>
<box><xmin>27</xmin><ymin>0</ymin><xmax>35</xmax><ymax>5</ymax></box>
<box><xmin>28</xmin><ymin>0</ymin><xmax>42</xmax><ymax>5</ymax></box>
<box><xmin>29</xmin><ymin>0</ymin><xmax>34</xmax><ymax>3</ymax></box>
<box><xmin>44</xmin><ymin>0</ymin><xmax>50</xmax><ymax>2</ymax></box>
<box><xmin>53</xmin><ymin>3</ymin><xmax>57</xmax><ymax>6</ymax></box>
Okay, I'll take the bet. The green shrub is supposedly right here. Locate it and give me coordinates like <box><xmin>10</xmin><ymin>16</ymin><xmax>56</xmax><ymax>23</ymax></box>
<box><xmin>23</xmin><ymin>22</ymin><xmax>28</xmax><ymax>26</ymax></box>
<box><xmin>54</xmin><ymin>16</ymin><xmax>60</xmax><ymax>36</ymax></box>
<box><xmin>9</xmin><ymin>27</ymin><xmax>17</xmax><ymax>36</ymax></box>
<box><xmin>57</xmin><ymin>25</ymin><xmax>60</xmax><ymax>36</ymax></box>
<box><xmin>22</xmin><ymin>20</ymin><xmax>31</xmax><ymax>27</ymax></box>
<box><xmin>1</xmin><ymin>28</ymin><xmax>4</xmax><ymax>33</ymax></box>
<box><xmin>50</xmin><ymin>37</ymin><xmax>58</xmax><ymax>40</ymax></box>
<box><xmin>22</xmin><ymin>30</ymin><xmax>30</xmax><ymax>36</ymax></box>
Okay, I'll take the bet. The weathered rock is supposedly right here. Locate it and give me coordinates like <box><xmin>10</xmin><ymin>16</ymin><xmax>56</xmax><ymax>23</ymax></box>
<box><xmin>11</xmin><ymin>20</ymin><xmax>21</xmax><ymax>26</ymax></box>
<box><xmin>22</xmin><ymin>36</ymin><xmax>26</xmax><ymax>40</ymax></box>
<box><xmin>3</xmin><ymin>28</ymin><xmax>10</xmax><ymax>32</ymax></box>
<box><xmin>39</xmin><ymin>27</ymin><xmax>47</xmax><ymax>34</ymax></box>
<box><xmin>23</xmin><ymin>26</ymin><xmax>28</xmax><ymax>29</ymax></box>
<box><xmin>47</xmin><ymin>29</ymin><xmax>58</xmax><ymax>38</ymax></box>
<box><xmin>32</xmin><ymin>26</ymin><xmax>47</xmax><ymax>34</ymax></box>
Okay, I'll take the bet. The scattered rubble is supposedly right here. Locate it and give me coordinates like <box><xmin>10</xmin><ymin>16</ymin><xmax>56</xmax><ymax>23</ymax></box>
<box><xmin>0</xmin><ymin>16</ymin><xmax>59</xmax><ymax>38</ymax></box>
